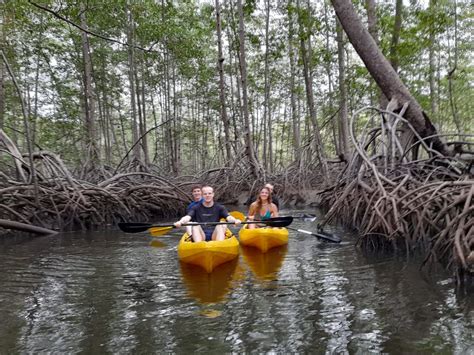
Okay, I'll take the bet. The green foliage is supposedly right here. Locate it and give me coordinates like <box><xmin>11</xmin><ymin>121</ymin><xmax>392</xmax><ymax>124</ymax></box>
<box><xmin>0</xmin><ymin>0</ymin><xmax>471</xmax><ymax>176</ymax></box>
<box><xmin>243</xmin><ymin>0</ymin><xmax>257</xmax><ymax>17</ymax></box>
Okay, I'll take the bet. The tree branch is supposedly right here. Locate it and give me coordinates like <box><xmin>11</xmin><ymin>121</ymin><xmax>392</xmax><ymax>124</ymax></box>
<box><xmin>29</xmin><ymin>1</ymin><xmax>159</xmax><ymax>53</ymax></box>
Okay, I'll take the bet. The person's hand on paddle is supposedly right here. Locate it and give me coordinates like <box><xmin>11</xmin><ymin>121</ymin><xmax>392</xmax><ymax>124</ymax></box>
<box><xmin>174</xmin><ymin>216</ymin><xmax>191</xmax><ymax>228</ymax></box>
<box><xmin>226</xmin><ymin>215</ymin><xmax>241</xmax><ymax>226</ymax></box>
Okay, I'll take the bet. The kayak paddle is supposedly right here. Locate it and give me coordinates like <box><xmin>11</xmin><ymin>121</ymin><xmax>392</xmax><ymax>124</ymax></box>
<box><xmin>118</xmin><ymin>216</ymin><xmax>293</xmax><ymax>234</ymax></box>
<box><xmin>288</xmin><ymin>227</ymin><xmax>341</xmax><ymax>243</ymax></box>
<box><xmin>229</xmin><ymin>211</ymin><xmax>316</xmax><ymax>222</ymax></box>
<box><xmin>294</xmin><ymin>214</ymin><xmax>317</xmax><ymax>222</ymax></box>
<box><xmin>149</xmin><ymin>226</ymin><xmax>174</xmax><ymax>236</ymax></box>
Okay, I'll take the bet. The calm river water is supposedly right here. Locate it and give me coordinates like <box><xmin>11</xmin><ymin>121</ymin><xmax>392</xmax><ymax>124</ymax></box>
<box><xmin>0</xmin><ymin>209</ymin><xmax>472</xmax><ymax>353</ymax></box>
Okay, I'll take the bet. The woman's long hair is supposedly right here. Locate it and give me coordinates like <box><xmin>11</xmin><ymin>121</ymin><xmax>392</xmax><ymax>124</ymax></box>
<box><xmin>254</xmin><ymin>187</ymin><xmax>273</xmax><ymax>216</ymax></box>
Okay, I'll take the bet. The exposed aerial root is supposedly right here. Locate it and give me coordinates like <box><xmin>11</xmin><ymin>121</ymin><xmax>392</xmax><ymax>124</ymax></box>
<box><xmin>319</xmin><ymin>106</ymin><xmax>473</xmax><ymax>285</ymax></box>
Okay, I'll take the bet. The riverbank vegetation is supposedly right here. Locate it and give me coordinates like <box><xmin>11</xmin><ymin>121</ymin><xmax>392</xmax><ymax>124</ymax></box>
<box><xmin>0</xmin><ymin>0</ymin><xmax>472</xmax><ymax>283</ymax></box>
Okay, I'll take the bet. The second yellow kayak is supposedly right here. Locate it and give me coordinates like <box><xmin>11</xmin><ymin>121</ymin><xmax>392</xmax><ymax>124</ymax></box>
<box><xmin>177</xmin><ymin>230</ymin><xmax>239</xmax><ymax>273</ymax></box>
<box><xmin>239</xmin><ymin>224</ymin><xmax>289</xmax><ymax>252</ymax></box>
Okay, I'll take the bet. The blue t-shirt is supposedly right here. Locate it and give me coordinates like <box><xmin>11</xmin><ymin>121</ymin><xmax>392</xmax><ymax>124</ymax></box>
<box><xmin>186</xmin><ymin>198</ymin><xmax>203</xmax><ymax>213</ymax></box>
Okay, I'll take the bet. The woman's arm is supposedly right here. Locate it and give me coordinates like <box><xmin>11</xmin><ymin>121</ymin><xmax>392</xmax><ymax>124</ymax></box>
<box><xmin>247</xmin><ymin>203</ymin><xmax>256</xmax><ymax>220</ymax></box>
<box><xmin>270</xmin><ymin>203</ymin><xmax>279</xmax><ymax>217</ymax></box>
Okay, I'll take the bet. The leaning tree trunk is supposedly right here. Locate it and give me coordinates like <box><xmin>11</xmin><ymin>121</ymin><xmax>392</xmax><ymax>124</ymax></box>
<box><xmin>331</xmin><ymin>0</ymin><xmax>451</xmax><ymax>156</ymax></box>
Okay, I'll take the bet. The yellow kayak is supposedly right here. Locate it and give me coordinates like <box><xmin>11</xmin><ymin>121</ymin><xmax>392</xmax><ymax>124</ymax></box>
<box><xmin>239</xmin><ymin>224</ymin><xmax>289</xmax><ymax>252</ymax></box>
<box><xmin>177</xmin><ymin>230</ymin><xmax>239</xmax><ymax>273</ymax></box>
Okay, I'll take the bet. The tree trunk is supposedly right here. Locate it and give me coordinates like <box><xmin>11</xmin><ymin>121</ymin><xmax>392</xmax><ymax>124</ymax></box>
<box><xmin>80</xmin><ymin>4</ymin><xmax>99</xmax><ymax>164</ymax></box>
<box><xmin>0</xmin><ymin>59</ymin><xmax>4</xmax><ymax>130</ymax></box>
<box><xmin>136</xmin><ymin>56</ymin><xmax>150</xmax><ymax>165</ymax></box>
<box><xmin>288</xmin><ymin>0</ymin><xmax>300</xmax><ymax>161</ymax></box>
<box><xmin>237</xmin><ymin>0</ymin><xmax>260</xmax><ymax>178</ymax></box>
<box><xmin>323</xmin><ymin>1</ymin><xmax>339</xmax><ymax>157</ymax></box>
<box><xmin>263</xmin><ymin>0</ymin><xmax>273</xmax><ymax>172</ymax></box>
<box><xmin>330</xmin><ymin>0</ymin><xmax>450</xmax><ymax>156</ymax></box>
<box><xmin>365</xmin><ymin>0</ymin><xmax>378</xmax><ymax>45</ymax></box>
<box><xmin>224</xmin><ymin>0</ymin><xmax>240</xmax><ymax>147</ymax></box>
<box><xmin>428</xmin><ymin>0</ymin><xmax>438</xmax><ymax>120</ymax></box>
<box><xmin>365</xmin><ymin>0</ymin><xmax>384</xmax><ymax>107</ymax></box>
<box><xmin>389</xmin><ymin>0</ymin><xmax>403</xmax><ymax>72</ymax></box>
<box><xmin>297</xmin><ymin>0</ymin><xmax>328</xmax><ymax>177</ymax></box>
<box><xmin>336</xmin><ymin>18</ymin><xmax>350</xmax><ymax>161</ymax></box>
<box><xmin>171</xmin><ymin>62</ymin><xmax>180</xmax><ymax>174</ymax></box>
<box><xmin>215</xmin><ymin>0</ymin><xmax>233</xmax><ymax>162</ymax></box>
<box><xmin>0</xmin><ymin>0</ymin><xmax>5</xmax><ymax>130</ymax></box>
<box><xmin>32</xmin><ymin>48</ymin><xmax>40</xmax><ymax>147</ymax></box>
<box><xmin>448</xmin><ymin>0</ymin><xmax>461</xmax><ymax>133</ymax></box>
<box><xmin>126</xmin><ymin>4</ymin><xmax>141</xmax><ymax>161</ymax></box>
<box><xmin>1</xmin><ymin>52</ymin><xmax>39</xmax><ymax>203</ymax></box>
<box><xmin>99</xmin><ymin>59</ymin><xmax>112</xmax><ymax>164</ymax></box>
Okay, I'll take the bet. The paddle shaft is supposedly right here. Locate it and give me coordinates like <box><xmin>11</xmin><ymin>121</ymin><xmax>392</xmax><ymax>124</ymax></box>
<box><xmin>119</xmin><ymin>216</ymin><xmax>293</xmax><ymax>233</ymax></box>
<box><xmin>287</xmin><ymin>226</ymin><xmax>341</xmax><ymax>243</ymax></box>
<box><xmin>229</xmin><ymin>211</ymin><xmax>316</xmax><ymax>221</ymax></box>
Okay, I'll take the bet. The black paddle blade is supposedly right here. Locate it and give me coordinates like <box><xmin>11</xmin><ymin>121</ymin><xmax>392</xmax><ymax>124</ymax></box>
<box><xmin>290</xmin><ymin>227</ymin><xmax>341</xmax><ymax>243</ymax></box>
<box><xmin>315</xmin><ymin>230</ymin><xmax>341</xmax><ymax>243</ymax></box>
<box><xmin>260</xmin><ymin>216</ymin><xmax>293</xmax><ymax>227</ymax></box>
<box><xmin>301</xmin><ymin>214</ymin><xmax>317</xmax><ymax>222</ymax></box>
<box><xmin>118</xmin><ymin>222</ymin><xmax>153</xmax><ymax>233</ymax></box>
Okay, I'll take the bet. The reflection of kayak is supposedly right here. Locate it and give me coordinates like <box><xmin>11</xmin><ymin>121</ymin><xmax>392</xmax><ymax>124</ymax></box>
<box><xmin>239</xmin><ymin>224</ymin><xmax>289</xmax><ymax>252</ymax></box>
<box><xmin>177</xmin><ymin>230</ymin><xmax>239</xmax><ymax>273</ymax></box>
<box><xmin>149</xmin><ymin>238</ymin><xmax>166</xmax><ymax>248</ymax></box>
<box><xmin>241</xmin><ymin>245</ymin><xmax>288</xmax><ymax>281</ymax></box>
<box><xmin>180</xmin><ymin>258</ymin><xmax>238</xmax><ymax>304</ymax></box>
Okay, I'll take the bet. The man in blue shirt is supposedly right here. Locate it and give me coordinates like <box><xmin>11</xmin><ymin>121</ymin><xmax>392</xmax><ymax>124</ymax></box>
<box><xmin>185</xmin><ymin>185</ymin><xmax>203</xmax><ymax>236</ymax></box>
<box><xmin>187</xmin><ymin>185</ymin><xmax>203</xmax><ymax>213</ymax></box>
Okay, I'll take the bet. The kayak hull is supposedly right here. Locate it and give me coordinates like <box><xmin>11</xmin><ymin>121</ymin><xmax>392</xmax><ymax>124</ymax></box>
<box><xmin>177</xmin><ymin>231</ymin><xmax>239</xmax><ymax>273</ymax></box>
<box><xmin>239</xmin><ymin>225</ymin><xmax>289</xmax><ymax>252</ymax></box>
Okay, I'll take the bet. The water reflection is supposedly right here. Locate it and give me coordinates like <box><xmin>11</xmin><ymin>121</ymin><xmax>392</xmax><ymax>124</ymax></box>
<box><xmin>180</xmin><ymin>259</ymin><xmax>239</xmax><ymax>304</ymax></box>
<box><xmin>241</xmin><ymin>245</ymin><xmax>287</xmax><ymax>281</ymax></box>
<box><xmin>149</xmin><ymin>238</ymin><xmax>166</xmax><ymax>248</ymax></box>
<box><xmin>0</xmin><ymin>213</ymin><xmax>472</xmax><ymax>353</ymax></box>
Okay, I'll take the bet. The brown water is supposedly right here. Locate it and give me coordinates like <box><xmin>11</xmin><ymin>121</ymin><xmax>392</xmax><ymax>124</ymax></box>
<box><xmin>0</xmin><ymin>210</ymin><xmax>472</xmax><ymax>353</ymax></box>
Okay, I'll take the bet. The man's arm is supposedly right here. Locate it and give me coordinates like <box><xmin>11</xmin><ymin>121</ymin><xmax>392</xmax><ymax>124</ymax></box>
<box><xmin>221</xmin><ymin>205</ymin><xmax>241</xmax><ymax>225</ymax></box>
<box><xmin>174</xmin><ymin>215</ymin><xmax>192</xmax><ymax>228</ymax></box>
<box><xmin>175</xmin><ymin>207</ymin><xmax>195</xmax><ymax>227</ymax></box>
<box><xmin>226</xmin><ymin>214</ymin><xmax>241</xmax><ymax>225</ymax></box>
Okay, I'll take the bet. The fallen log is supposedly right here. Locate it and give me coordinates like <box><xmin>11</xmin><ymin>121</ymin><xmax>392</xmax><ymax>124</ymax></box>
<box><xmin>0</xmin><ymin>219</ymin><xmax>58</xmax><ymax>236</ymax></box>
